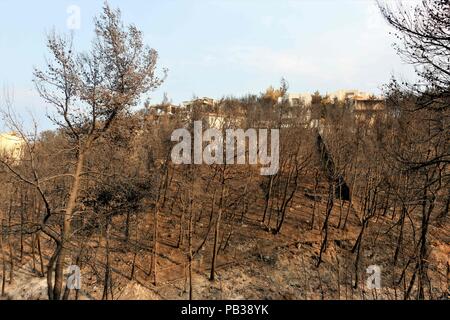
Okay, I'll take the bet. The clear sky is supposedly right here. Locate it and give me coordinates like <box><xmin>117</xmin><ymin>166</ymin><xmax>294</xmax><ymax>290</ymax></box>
<box><xmin>0</xmin><ymin>0</ymin><xmax>417</xmax><ymax>131</ymax></box>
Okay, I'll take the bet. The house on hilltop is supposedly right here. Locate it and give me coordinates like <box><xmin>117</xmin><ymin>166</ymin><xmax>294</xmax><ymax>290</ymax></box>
<box><xmin>0</xmin><ymin>132</ymin><xmax>25</xmax><ymax>161</ymax></box>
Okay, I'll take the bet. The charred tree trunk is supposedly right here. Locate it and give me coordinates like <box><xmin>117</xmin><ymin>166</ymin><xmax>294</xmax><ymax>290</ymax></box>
<box><xmin>310</xmin><ymin>169</ymin><xmax>320</xmax><ymax>230</ymax></box>
<box><xmin>52</xmin><ymin>150</ymin><xmax>86</xmax><ymax>300</ymax></box>
<box><xmin>1</xmin><ymin>218</ymin><xmax>6</xmax><ymax>297</ymax></box>
<box><xmin>210</xmin><ymin>175</ymin><xmax>225</xmax><ymax>281</ymax></box>
<box><xmin>102</xmin><ymin>217</ymin><xmax>112</xmax><ymax>300</ymax></box>
<box><xmin>262</xmin><ymin>175</ymin><xmax>274</xmax><ymax>223</ymax></box>
<box><xmin>188</xmin><ymin>196</ymin><xmax>194</xmax><ymax>300</ymax></box>
<box><xmin>317</xmin><ymin>183</ymin><xmax>334</xmax><ymax>268</ymax></box>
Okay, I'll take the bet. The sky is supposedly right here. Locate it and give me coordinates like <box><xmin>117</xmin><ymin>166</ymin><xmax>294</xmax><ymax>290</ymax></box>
<box><xmin>0</xmin><ymin>0</ymin><xmax>418</xmax><ymax>131</ymax></box>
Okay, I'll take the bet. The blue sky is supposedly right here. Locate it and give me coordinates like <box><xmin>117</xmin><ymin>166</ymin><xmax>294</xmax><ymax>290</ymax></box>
<box><xmin>0</xmin><ymin>0</ymin><xmax>417</xmax><ymax>131</ymax></box>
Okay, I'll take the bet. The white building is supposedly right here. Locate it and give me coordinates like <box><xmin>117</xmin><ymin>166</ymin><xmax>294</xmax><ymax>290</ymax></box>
<box><xmin>287</xmin><ymin>93</ymin><xmax>313</xmax><ymax>107</ymax></box>
<box><xmin>287</xmin><ymin>89</ymin><xmax>375</xmax><ymax>107</ymax></box>
<box><xmin>182</xmin><ymin>97</ymin><xmax>217</xmax><ymax>111</ymax></box>
<box><xmin>0</xmin><ymin>132</ymin><xmax>24</xmax><ymax>161</ymax></box>
<box><xmin>206</xmin><ymin>113</ymin><xmax>225</xmax><ymax>129</ymax></box>
<box><xmin>328</xmin><ymin>89</ymin><xmax>372</xmax><ymax>102</ymax></box>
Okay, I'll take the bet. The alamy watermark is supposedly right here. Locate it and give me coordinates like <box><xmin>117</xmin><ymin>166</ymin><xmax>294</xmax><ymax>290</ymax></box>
<box><xmin>66</xmin><ymin>265</ymin><xmax>81</xmax><ymax>290</ymax></box>
<box><xmin>171</xmin><ymin>121</ymin><xmax>279</xmax><ymax>175</ymax></box>
<box><xmin>366</xmin><ymin>265</ymin><xmax>381</xmax><ymax>289</ymax></box>
<box><xmin>66</xmin><ymin>5</ymin><xmax>81</xmax><ymax>30</ymax></box>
